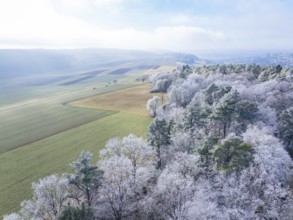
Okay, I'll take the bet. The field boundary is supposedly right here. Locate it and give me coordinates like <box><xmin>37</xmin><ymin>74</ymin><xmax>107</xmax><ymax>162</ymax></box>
<box><xmin>67</xmin><ymin>83</ymin><xmax>153</xmax><ymax>116</ymax></box>
<box><xmin>0</xmin><ymin>83</ymin><xmax>143</xmax><ymax>155</ymax></box>
<box><xmin>62</xmin><ymin>83</ymin><xmax>142</xmax><ymax>105</ymax></box>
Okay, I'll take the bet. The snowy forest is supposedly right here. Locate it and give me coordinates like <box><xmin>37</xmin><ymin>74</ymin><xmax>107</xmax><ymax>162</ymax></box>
<box><xmin>4</xmin><ymin>64</ymin><xmax>293</xmax><ymax>220</ymax></box>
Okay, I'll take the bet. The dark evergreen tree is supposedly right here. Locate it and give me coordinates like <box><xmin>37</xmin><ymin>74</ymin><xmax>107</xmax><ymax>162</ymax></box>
<box><xmin>204</xmin><ymin>84</ymin><xmax>231</xmax><ymax>105</ymax></box>
<box><xmin>210</xmin><ymin>90</ymin><xmax>240</xmax><ymax>138</ymax></box>
<box><xmin>57</xmin><ymin>204</ymin><xmax>94</xmax><ymax>220</ymax></box>
<box><xmin>213</xmin><ymin>137</ymin><xmax>254</xmax><ymax>173</ymax></box>
<box><xmin>278</xmin><ymin>107</ymin><xmax>293</xmax><ymax>158</ymax></box>
<box><xmin>276</xmin><ymin>64</ymin><xmax>282</xmax><ymax>74</ymax></box>
<box><xmin>148</xmin><ymin>118</ymin><xmax>171</xmax><ymax>169</ymax></box>
<box><xmin>183</xmin><ymin>103</ymin><xmax>210</xmax><ymax>131</ymax></box>
<box><xmin>233</xmin><ymin>100</ymin><xmax>258</xmax><ymax>134</ymax></box>
<box><xmin>68</xmin><ymin>151</ymin><xmax>103</xmax><ymax>207</ymax></box>
<box><xmin>198</xmin><ymin>136</ymin><xmax>219</xmax><ymax>166</ymax></box>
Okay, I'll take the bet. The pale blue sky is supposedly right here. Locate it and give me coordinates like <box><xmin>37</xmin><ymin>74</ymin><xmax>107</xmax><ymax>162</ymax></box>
<box><xmin>0</xmin><ymin>0</ymin><xmax>292</xmax><ymax>52</ymax></box>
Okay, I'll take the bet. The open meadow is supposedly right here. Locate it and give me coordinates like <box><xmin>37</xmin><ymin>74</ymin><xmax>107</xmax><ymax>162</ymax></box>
<box><xmin>0</xmin><ymin>84</ymin><xmax>136</xmax><ymax>154</ymax></box>
<box><xmin>69</xmin><ymin>84</ymin><xmax>159</xmax><ymax>116</ymax></box>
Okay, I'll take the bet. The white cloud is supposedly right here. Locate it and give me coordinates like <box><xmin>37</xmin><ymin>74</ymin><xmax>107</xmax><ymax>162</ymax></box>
<box><xmin>168</xmin><ymin>14</ymin><xmax>191</xmax><ymax>25</ymax></box>
<box><xmin>94</xmin><ymin>0</ymin><xmax>122</xmax><ymax>7</ymax></box>
<box><xmin>151</xmin><ymin>26</ymin><xmax>226</xmax><ymax>51</ymax></box>
<box><xmin>0</xmin><ymin>0</ymin><xmax>227</xmax><ymax>51</ymax></box>
<box><xmin>0</xmin><ymin>0</ymin><xmax>96</xmax><ymax>46</ymax></box>
<box><xmin>0</xmin><ymin>0</ymin><xmax>292</xmax><ymax>52</ymax></box>
<box><xmin>54</xmin><ymin>0</ymin><xmax>123</xmax><ymax>11</ymax></box>
<box><xmin>58</xmin><ymin>0</ymin><xmax>91</xmax><ymax>10</ymax></box>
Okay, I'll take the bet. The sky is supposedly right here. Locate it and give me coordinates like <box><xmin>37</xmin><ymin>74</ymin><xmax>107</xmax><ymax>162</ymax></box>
<box><xmin>0</xmin><ymin>0</ymin><xmax>293</xmax><ymax>53</ymax></box>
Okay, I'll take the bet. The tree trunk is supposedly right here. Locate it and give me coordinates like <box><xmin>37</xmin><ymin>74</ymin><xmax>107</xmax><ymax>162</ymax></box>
<box><xmin>223</xmin><ymin>123</ymin><xmax>227</xmax><ymax>139</ymax></box>
<box><xmin>86</xmin><ymin>188</ymin><xmax>91</xmax><ymax>207</ymax></box>
<box><xmin>156</xmin><ymin>145</ymin><xmax>162</xmax><ymax>170</ymax></box>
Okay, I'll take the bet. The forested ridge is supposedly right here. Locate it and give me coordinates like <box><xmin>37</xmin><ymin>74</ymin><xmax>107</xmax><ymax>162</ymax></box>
<box><xmin>4</xmin><ymin>64</ymin><xmax>293</xmax><ymax>220</ymax></box>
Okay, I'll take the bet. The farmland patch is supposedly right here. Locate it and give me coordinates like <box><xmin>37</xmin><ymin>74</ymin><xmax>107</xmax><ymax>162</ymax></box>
<box><xmin>109</xmin><ymin>68</ymin><xmax>132</xmax><ymax>75</ymax></box>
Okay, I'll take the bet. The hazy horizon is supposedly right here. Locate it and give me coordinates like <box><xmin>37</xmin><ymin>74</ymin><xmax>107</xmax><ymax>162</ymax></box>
<box><xmin>0</xmin><ymin>0</ymin><xmax>293</xmax><ymax>53</ymax></box>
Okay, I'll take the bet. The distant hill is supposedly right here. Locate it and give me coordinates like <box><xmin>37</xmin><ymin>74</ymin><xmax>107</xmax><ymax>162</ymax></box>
<box><xmin>0</xmin><ymin>49</ymin><xmax>74</xmax><ymax>76</ymax></box>
<box><xmin>0</xmin><ymin>49</ymin><xmax>202</xmax><ymax>77</ymax></box>
<box><xmin>209</xmin><ymin>52</ymin><xmax>293</xmax><ymax>67</ymax></box>
<box><xmin>0</xmin><ymin>48</ymin><xmax>205</xmax><ymax>88</ymax></box>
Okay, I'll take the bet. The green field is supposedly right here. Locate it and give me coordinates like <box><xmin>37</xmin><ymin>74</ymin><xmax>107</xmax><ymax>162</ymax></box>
<box><xmin>0</xmin><ymin>84</ymin><xmax>138</xmax><ymax>154</ymax></box>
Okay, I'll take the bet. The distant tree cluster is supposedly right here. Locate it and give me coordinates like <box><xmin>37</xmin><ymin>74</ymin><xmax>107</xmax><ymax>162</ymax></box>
<box><xmin>4</xmin><ymin>64</ymin><xmax>293</xmax><ymax>220</ymax></box>
<box><xmin>135</xmin><ymin>75</ymin><xmax>149</xmax><ymax>83</ymax></box>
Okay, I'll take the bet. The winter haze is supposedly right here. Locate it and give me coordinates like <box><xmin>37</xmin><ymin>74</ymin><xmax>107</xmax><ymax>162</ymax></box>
<box><xmin>1</xmin><ymin>0</ymin><xmax>293</xmax><ymax>53</ymax></box>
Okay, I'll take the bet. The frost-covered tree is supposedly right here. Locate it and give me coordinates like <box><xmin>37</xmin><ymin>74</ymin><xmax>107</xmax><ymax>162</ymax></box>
<box><xmin>146</xmin><ymin>96</ymin><xmax>160</xmax><ymax>117</ymax></box>
<box><xmin>203</xmin><ymin>84</ymin><xmax>231</xmax><ymax>106</ymax></box>
<box><xmin>149</xmin><ymin>72</ymin><xmax>175</xmax><ymax>93</ymax></box>
<box><xmin>97</xmin><ymin>156</ymin><xmax>135</xmax><ymax>219</ymax></box>
<box><xmin>168</xmin><ymin>74</ymin><xmax>207</xmax><ymax>107</ymax></box>
<box><xmin>212</xmin><ymin>169</ymin><xmax>293</xmax><ymax>219</ymax></box>
<box><xmin>151</xmin><ymin>78</ymin><xmax>172</xmax><ymax>93</ymax></box>
<box><xmin>238</xmin><ymin>79</ymin><xmax>293</xmax><ymax>113</ymax></box>
<box><xmin>211</xmin><ymin>126</ymin><xmax>293</xmax><ymax>219</ymax></box>
<box><xmin>97</xmin><ymin>155</ymin><xmax>155</xmax><ymax>220</ymax></box>
<box><xmin>179</xmin><ymin>64</ymin><xmax>193</xmax><ymax>79</ymax></box>
<box><xmin>167</xmin><ymin>152</ymin><xmax>201</xmax><ymax>179</ymax></box>
<box><xmin>100</xmin><ymin>134</ymin><xmax>155</xmax><ymax>183</ymax></box>
<box><xmin>243</xmin><ymin>125</ymin><xmax>293</xmax><ymax>183</ymax></box>
<box><xmin>170</xmin><ymin>132</ymin><xmax>196</xmax><ymax>155</ymax></box>
<box><xmin>18</xmin><ymin>175</ymin><xmax>69</xmax><ymax>220</ymax></box>
<box><xmin>257</xmin><ymin>104</ymin><xmax>278</xmax><ymax>130</ymax></box>
<box><xmin>3</xmin><ymin>213</ymin><xmax>21</xmax><ymax>220</ymax></box>
<box><xmin>149</xmin><ymin>169</ymin><xmax>194</xmax><ymax>220</ymax></box>
<box><xmin>97</xmin><ymin>135</ymin><xmax>156</xmax><ymax>219</ymax></box>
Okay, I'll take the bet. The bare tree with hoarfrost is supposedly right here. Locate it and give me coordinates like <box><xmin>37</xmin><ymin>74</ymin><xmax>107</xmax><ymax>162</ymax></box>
<box><xmin>146</xmin><ymin>96</ymin><xmax>160</xmax><ymax>117</ymax></box>
<box><xmin>97</xmin><ymin>155</ymin><xmax>156</xmax><ymax>220</ymax></box>
<box><xmin>97</xmin><ymin>134</ymin><xmax>156</xmax><ymax>219</ymax></box>
<box><xmin>205</xmin><ymin>125</ymin><xmax>293</xmax><ymax>219</ymax></box>
<box><xmin>7</xmin><ymin>175</ymin><xmax>70</xmax><ymax>220</ymax></box>
<box><xmin>97</xmin><ymin>156</ymin><xmax>136</xmax><ymax>219</ymax></box>
<box><xmin>243</xmin><ymin>125</ymin><xmax>293</xmax><ymax>183</ymax></box>
<box><xmin>100</xmin><ymin>134</ymin><xmax>155</xmax><ymax>183</ymax></box>
<box><xmin>148</xmin><ymin>168</ymin><xmax>194</xmax><ymax>220</ymax></box>
<box><xmin>168</xmin><ymin>75</ymin><xmax>206</xmax><ymax>107</ymax></box>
